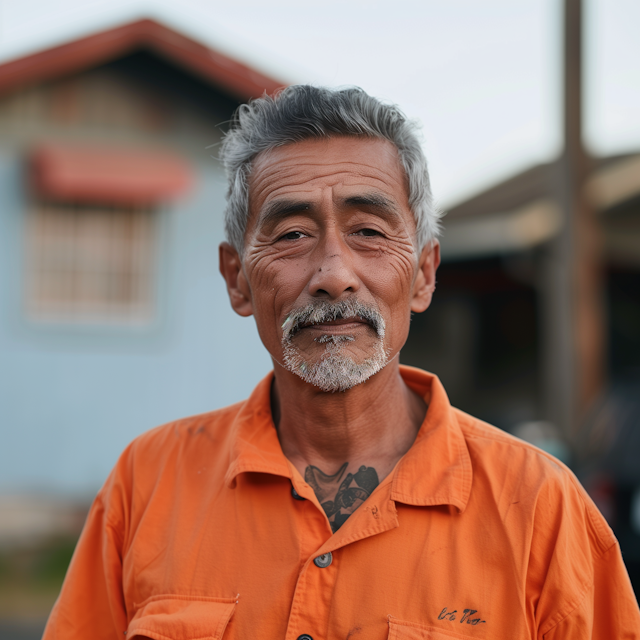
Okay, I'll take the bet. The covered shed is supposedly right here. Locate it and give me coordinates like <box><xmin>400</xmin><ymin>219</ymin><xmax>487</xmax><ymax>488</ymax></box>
<box><xmin>402</xmin><ymin>152</ymin><xmax>640</xmax><ymax>436</ymax></box>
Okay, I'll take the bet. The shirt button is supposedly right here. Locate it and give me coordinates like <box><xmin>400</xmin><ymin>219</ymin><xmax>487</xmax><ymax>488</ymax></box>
<box><xmin>291</xmin><ymin>486</ymin><xmax>305</xmax><ymax>500</ymax></box>
<box><xmin>313</xmin><ymin>552</ymin><xmax>332</xmax><ymax>568</ymax></box>
<box><xmin>297</xmin><ymin>636</ymin><xmax>313</xmax><ymax>640</ymax></box>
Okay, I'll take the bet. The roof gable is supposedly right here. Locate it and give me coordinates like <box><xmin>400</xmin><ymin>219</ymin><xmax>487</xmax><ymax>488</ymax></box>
<box><xmin>0</xmin><ymin>19</ymin><xmax>284</xmax><ymax>102</ymax></box>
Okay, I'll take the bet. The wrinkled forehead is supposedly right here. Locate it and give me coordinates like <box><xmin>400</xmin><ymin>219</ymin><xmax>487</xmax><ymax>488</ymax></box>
<box><xmin>251</xmin><ymin>135</ymin><xmax>406</xmax><ymax>179</ymax></box>
<box><xmin>247</xmin><ymin>136</ymin><xmax>411</xmax><ymax>220</ymax></box>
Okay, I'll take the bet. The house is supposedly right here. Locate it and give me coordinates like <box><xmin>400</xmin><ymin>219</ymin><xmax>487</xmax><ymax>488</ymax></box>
<box><xmin>0</xmin><ymin>19</ymin><xmax>284</xmax><ymax>501</ymax></box>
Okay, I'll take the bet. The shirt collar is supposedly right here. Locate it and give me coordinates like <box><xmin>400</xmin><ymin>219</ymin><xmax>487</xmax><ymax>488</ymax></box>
<box><xmin>224</xmin><ymin>373</ymin><xmax>291</xmax><ymax>487</ymax></box>
<box><xmin>390</xmin><ymin>366</ymin><xmax>472</xmax><ymax>512</ymax></box>
<box><xmin>224</xmin><ymin>366</ymin><xmax>473</xmax><ymax>513</ymax></box>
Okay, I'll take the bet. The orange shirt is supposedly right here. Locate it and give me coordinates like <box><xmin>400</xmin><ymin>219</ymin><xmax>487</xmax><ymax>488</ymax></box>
<box><xmin>44</xmin><ymin>367</ymin><xmax>640</xmax><ymax>640</ymax></box>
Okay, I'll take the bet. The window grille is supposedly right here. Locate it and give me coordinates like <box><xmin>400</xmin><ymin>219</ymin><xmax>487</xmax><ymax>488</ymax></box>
<box><xmin>25</xmin><ymin>202</ymin><xmax>156</xmax><ymax>323</ymax></box>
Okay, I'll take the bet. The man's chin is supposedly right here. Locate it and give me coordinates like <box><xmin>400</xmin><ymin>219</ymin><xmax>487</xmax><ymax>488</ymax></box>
<box><xmin>282</xmin><ymin>344</ymin><xmax>389</xmax><ymax>393</ymax></box>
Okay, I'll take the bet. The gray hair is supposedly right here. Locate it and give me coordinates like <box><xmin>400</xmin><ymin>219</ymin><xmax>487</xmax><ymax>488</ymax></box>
<box><xmin>219</xmin><ymin>85</ymin><xmax>441</xmax><ymax>253</ymax></box>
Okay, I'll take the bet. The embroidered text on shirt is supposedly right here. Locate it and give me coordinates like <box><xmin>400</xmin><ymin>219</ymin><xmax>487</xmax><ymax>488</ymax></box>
<box><xmin>438</xmin><ymin>607</ymin><xmax>486</xmax><ymax>625</ymax></box>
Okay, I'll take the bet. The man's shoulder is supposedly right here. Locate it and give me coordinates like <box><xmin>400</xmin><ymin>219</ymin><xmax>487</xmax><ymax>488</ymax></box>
<box><xmin>112</xmin><ymin>400</ymin><xmax>248</xmax><ymax>483</ymax></box>
<box><xmin>93</xmin><ymin>399</ymin><xmax>253</xmax><ymax>535</ymax></box>
<box><xmin>453</xmin><ymin>406</ymin><xmax>568</xmax><ymax>475</ymax></box>
<box><xmin>452</xmin><ymin>407</ymin><xmax>616</xmax><ymax>551</ymax></box>
<box><xmin>133</xmin><ymin>400</ymin><xmax>246</xmax><ymax>450</ymax></box>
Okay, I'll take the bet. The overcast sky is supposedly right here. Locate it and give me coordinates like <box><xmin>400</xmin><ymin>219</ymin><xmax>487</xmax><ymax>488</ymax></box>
<box><xmin>1</xmin><ymin>0</ymin><xmax>638</xmax><ymax>207</ymax></box>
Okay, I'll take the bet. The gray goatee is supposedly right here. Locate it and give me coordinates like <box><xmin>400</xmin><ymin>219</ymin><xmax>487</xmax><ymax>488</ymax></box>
<box><xmin>281</xmin><ymin>299</ymin><xmax>389</xmax><ymax>393</ymax></box>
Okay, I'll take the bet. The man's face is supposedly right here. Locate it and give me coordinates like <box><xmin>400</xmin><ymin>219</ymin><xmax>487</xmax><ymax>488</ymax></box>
<box><xmin>221</xmin><ymin>136</ymin><xmax>439</xmax><ymax>391</ymax></box>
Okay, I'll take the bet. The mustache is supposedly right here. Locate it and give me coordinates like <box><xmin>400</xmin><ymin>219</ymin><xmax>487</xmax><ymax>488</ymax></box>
<box><xmin>281</xmin><ymin>299</ymin><xmax>386</xmax><ymax>341</ymax></box>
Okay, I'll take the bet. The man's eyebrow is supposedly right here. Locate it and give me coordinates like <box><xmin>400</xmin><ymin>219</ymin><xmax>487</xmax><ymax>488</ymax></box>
<box><xmin>257</xmin><ymin>193</ymin><xmax>401</xmax><ymax>227</ymax></box>
<box><xmin>258</xmin><ymin>199</ymin><xmax>314</xmax><ymax>226</ymax></box>
<box><xmin>341</xmin><ymin>193</ymin><xmax>401</xmax><ymax>219</ymax></box>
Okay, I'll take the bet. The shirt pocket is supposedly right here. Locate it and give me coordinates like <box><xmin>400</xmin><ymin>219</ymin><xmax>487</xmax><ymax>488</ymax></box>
<box><xmin>127</xmin><ymin>595</ymin><xmax>237</xmax><ymax>640</ymax></box>
<box><xmin>388</xmin><ymin>616</ymin><xmax>475</xmax><ymax>640</ymax></box>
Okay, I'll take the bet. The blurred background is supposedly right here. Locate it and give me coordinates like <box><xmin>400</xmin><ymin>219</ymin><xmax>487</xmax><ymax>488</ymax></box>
<box><xmin>0</xmin><ymin>0</ymin><xmax>639</xmax><ymax>636</ymax></box>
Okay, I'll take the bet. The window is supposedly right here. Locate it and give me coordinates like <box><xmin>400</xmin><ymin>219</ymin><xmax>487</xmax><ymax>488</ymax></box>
<box><xmin>24</xmin><ymin>142</ymin><xmax>191</xmax><ymax>324</ymax></box>
<box><xmin>25</xmin><ymin>202</ymin><xmax>156</xmax><ymax>323</ymax></box>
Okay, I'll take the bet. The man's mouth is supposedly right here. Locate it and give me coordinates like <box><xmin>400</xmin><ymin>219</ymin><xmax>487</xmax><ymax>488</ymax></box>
<box><xmin>281</xmin><ymin>299</ymin><xmax>386</xmax><ymax>343</ymax></box>
<box><xmin>299</xmin><ymin>317</ymin><xmax>370</xmax><ymax>333</ymax></box>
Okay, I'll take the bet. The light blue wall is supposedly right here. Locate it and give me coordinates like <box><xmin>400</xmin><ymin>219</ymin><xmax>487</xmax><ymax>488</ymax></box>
<box><xmin>0</xmin><ymin>152</ymin><xmax>272</xmax><ymax>498</ymax></box>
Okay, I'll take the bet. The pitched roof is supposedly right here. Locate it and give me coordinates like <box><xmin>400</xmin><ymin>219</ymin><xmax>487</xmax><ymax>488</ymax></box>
<box><xmin>446</xmin><ymin>153</ymin><xmax>639</xmax><ymax>221</ymax></box>
<box><xmin>0</xmin><ymin>18</ymin><xmax>284</xmax><ymax>101</ymax></box>
<box><xmin>440</xmin><ymin>153</ymin><xmax>640</xmax><ymax>260</ymax></box>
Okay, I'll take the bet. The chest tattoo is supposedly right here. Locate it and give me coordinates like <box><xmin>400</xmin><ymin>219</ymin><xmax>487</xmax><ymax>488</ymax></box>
<box><xmin>304</xmin><ymin>462</ymin><xmax>380</xmax><ymax>532</ymax></box>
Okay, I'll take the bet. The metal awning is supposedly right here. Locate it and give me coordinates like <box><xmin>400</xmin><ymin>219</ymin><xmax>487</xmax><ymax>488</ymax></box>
<box><xmin>31</xmin><ymin>143</ymin><xmax>193</xmax><ymax>206</ymax></box>
<box><xmin>440</xmin><ymin>153</ymin><xmax>640</xmax><ymax>262</ymax></box>
<box><xmin>440</xmin><ymin>198</ymin><xmax>563</xmax><ymax>260</ymax></box>
<box><xmin>587</xmin><ymin>155</ymin><xmax>640</xmax><ymax>212</ymax></box>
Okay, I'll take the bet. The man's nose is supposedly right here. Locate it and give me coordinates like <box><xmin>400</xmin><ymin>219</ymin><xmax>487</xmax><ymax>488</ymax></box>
<box><xmin>307</xmin><ymin>231</ymin><xmax>360</xmax><ymax>299</ymax></box>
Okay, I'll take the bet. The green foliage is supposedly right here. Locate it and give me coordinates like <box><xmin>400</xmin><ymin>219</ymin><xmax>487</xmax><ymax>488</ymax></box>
<box><xmin>32</xmin><ymin>537</ymin><xmax>77</xmax><ymax>585</ymax></box>
<box><xmin>0</xmin><ymin>535</ymin><xmax>78</xmax><ymax>588</ymax></box>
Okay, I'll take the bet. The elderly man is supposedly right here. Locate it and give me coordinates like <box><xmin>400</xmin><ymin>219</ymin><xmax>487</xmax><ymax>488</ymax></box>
<box><xmin>45</xmin><ymin>86</ymin><xmax>639</xmax><ymax>640</ymax></box>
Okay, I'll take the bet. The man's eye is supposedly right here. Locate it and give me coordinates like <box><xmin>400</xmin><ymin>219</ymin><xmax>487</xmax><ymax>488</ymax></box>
<box><xmin>279</xmin><ymin>231</ymin><xmax>306</xmax><ymax>241</ymax></box>
<box><xmin>356</xmin><ymin>228</ymin><xmax>382</xmax><ymax>237</ymax></box>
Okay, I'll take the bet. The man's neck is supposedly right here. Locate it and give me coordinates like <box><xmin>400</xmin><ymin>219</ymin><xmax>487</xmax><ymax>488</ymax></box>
<box><xmin>271</xmin><ymin>360</ymin><xmax>426</xmax><ymax>532</ymax></box>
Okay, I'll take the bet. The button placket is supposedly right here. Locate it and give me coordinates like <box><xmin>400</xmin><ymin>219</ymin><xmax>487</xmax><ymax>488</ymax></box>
<box><xmin>285</xmin><ymin>548</ymin><xmax>336</xmax><ymax>640</ymax></box>
<box><xmin>285</xmin><ymin>488</ymin><xmax>398</xmax><ymax>640</ymax></box>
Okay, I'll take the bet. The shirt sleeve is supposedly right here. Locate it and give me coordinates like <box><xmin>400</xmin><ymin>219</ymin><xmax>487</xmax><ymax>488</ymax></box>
<box><xmin>543</xmin><ymin>542</ymin><xmax>640</xmax><ymax>639</ymax></box>
<box><xmin>43</xmin><ymin>454</ymin><xmax>131</xmax><ymax>640</ymax></box>
<box><xmin>529</xmin><ymin>466</ymin><xmax>640</xmax><ymax>639</ymax></box>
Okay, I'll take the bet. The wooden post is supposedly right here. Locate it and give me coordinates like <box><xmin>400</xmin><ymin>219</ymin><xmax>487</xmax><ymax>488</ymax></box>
<box><xmin>540</xmin><ymin>0</ymin><xmax>605</xmax><ymax>439</ymax></box>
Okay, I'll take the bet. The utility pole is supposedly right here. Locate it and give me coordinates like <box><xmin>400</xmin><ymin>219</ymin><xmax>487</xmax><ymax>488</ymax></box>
<box><xmin>540</xmin><ymin>0</ymin><xmax>605</xmax><ymax>440</ymax></box>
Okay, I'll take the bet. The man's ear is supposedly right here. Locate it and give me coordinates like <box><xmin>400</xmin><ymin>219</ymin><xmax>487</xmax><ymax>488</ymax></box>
<box><xmin>219</xmin><ymin>242</ymin><xmax>254</xmax><ymax>317</ymax></box>
<box><xmin>410</xmin><ymin>241</ymin><xmax>440</xmax><ymax>313</ymax></box>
